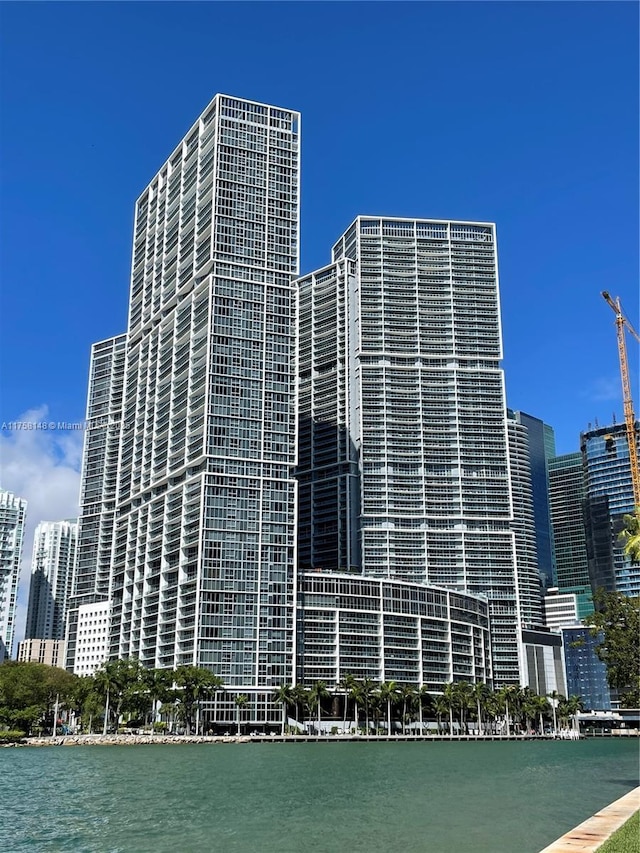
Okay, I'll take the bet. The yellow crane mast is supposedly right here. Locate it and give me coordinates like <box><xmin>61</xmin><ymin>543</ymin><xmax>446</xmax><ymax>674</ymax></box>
<box><xmin>601</xmin><ymin>291</ymin><xmax>640</xmax><ymax>509</ymax></box>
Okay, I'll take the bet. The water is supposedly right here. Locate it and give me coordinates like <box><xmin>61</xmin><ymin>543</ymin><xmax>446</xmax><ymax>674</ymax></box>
<box><xmin>1</xmin><ymin>739</ymin><xmax>637</xmax><ymax>852</ymax></box>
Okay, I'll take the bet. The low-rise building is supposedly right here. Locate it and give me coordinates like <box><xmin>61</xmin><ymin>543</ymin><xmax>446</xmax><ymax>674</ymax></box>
<box><xmin>73</xmin><ymin>601</ymin><xmax>109</xmax><ymax>676</ymax></box>
<box><xmin>543</xmin><ymin>587</ymin><xmax>580</xmax><ymax>629</ymax></box>
<box><xmin>17</xmin><ymin>638</ymin><xmax>67</xmax><ymax>668</ymax></box>
<box><xmin>521</xmin><ymin>628</ymin><xmax>567</xmax><ymax>697</ymax></box>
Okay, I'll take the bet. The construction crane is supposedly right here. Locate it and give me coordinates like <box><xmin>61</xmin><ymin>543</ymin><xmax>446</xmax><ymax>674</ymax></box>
<box><xmin>601</xmin><ymin>291</ymin><xmax>640</xmax><ymax>509</ymax></box>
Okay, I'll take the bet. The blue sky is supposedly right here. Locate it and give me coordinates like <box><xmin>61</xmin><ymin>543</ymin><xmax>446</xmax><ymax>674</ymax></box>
<box><xmin>0</xmin><ymin>2</ymin><xmax>638</xmax><ymax>492</ymax></box>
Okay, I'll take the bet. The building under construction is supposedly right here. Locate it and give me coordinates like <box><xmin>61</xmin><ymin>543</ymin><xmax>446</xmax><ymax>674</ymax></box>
<box><xmin>581</xmin><ymin>421</ymin><xmax>639</xmax><ymax>598</ymax></box>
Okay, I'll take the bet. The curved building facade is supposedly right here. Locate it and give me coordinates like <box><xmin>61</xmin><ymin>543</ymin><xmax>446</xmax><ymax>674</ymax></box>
<box><xmin>199</xmin><ymin>572</ymin><xmax>491</xmax><ymax>730</ymax></box>
<box><xmin>296</xmin><ymin>572</ymin><xmax>492</xmax><ymax>691</ymax></box>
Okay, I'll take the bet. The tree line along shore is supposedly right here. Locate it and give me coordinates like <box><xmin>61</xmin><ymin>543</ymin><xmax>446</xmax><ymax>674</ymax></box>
<box><xmin>0</xmin><ymin>658</ymin><xmax>587</xmax><ymax>741</ymax></box>
<box><xmin>1</xmin><ymin>591</ymin><xmax>636</xmax><ymax>743</ymax></box>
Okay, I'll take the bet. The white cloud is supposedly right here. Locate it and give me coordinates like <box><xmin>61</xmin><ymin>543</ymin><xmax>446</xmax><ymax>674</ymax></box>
<box><xmin>0</xmin><ymin>405</ymin><xmax>83</xmax><ymax>650</ymax></box>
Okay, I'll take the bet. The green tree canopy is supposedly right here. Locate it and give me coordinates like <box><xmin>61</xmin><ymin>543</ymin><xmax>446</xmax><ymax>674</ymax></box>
<box><xmin>173</xmin><ymin>665</ymin><xmax>223</xmax><ymax>734</ymax></box>
<box><xmin>619</xmin><ymin>510</ymin><xmax>640</xmax><ymax>563</ymax></box>
<box><xmin>0</xmin><ymin>662</ymin><xmax>78</xmax><ymax>734</ymax></box>
<box><xmin>93</xmin><ymin>658</ymin><xmax>145</xmax><ymax>734</ymax></box>
<box><xmin>585</xmin><ymin>589</ymin><xmax>640</xmax><ymax>707</ymax></box>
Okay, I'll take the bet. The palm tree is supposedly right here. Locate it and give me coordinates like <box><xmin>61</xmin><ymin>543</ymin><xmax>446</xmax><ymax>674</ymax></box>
<box><xmin>528</xmin><ymin>694</ymin><xmax>550</xmax><ymax>735</ymax></box>
<box><xmin>399</xmin><ymin>685</ymin><xmax>416</xmax><ymax>735</ymax></box>
<box><xmin>471</xmin><ymin>682</ymin><xmax>489</xmax><ymax>735</ymax></box>
<box><xmin>79</xmin><ymin>687</ymin><xmax>103</xmax><ymax>734</ymax></box>
<box><xmin>291</xmin><ymin>685</ymin><xmax>309</xmax><ymax>730</ymax></box>
<box><xmin>442</xmin><ymin>683</ymin><xmax>456</xmax><ymax>737</ymax></box>
<box><xmin>360</xmin><ymin>678</ymin><xmax>377</xmax><ymax>735</ymax></box>
<box><xmin>547</xmin><ymin>690</ymin><xmax>563</xmax><ymax>736</ymax></box>
<box><xmin>454</xmin><ymin>682</ymin><xmax>473</xmax><ymax>734</ymax></box>
<box><xmin>378</xmin><ymin>681</ymin><xmax>400</xmax><ymax>735</ymax></box>
<box><xmin>309</xmin><ymin>681</ymin><xmax>330</xmax><ymax>735</ymax></box>
<box><xmin>519</xmin><ymin>688</ymin><xmax>537</xmax><ymax>734</ymax></box>
<box><xmin>370</xmin><ymin>692</ymin><xmax>383</xmax><ymax>734</ymax></box>
<box><xmin>142</xmin><ymin>668</ymin><xmax>173</xmax><ymax>734</ymax></box>
<box><xmin>272</xmin><ymin>684</ymin><xmax>294</xmax><ymax>736</ymax></box>
<box><xmin>70</xmin><ymin>676</ymin><xmax>95</xmax><ymax>734</ymax></box>
<box><xmin>349</xmin><ymin>682</ymin><xmax>363</xmax><ymax>733</ymax></box>
<box><xmin>234</xmin><ymin>694</ymin><xmax>248</xmax><ymax>735</ymax></box>
<box><xmin>497</xmin><ymin>685</ymin><xmax>518</xmax><ymax>737</ymax></box>
<box><xmin>93</xmin><ymin>659</ymin><xmax>140</xmax><ymax>736</ymax></box>
<box><xmin>557</xmin><ymin>698</ymin><xmax>569</xmax><ymax>730</ymax></box>
<box><xmin>484</xmin><ymin>692</ymin><xmax>501</xmax><ymax>735</ymax></box>
<box><xmin>513</xmin><ymin>687</ymin><xmax>527</xmax><ymax>734</ymax></box>
<box><xmin>417</xmin><ymin>686</ymin><xmax>433</xmax><ymax>735</ymax></box>
<box><xmin>434</xmin><ymin>695</ymin><xmax>449</xmax><ymax>736</ymax></box>
<box><xmin>159</xmin><ymin>701</ymin><xmax>177</xmax><ymax>733</ymax></box>
<box><xmin>340</xmin><ymin>674</ymin><xmax>357</xmax><ymax>730</ymax></box>
<box><xmin>564</xmin><ymin>695</ymin><xmax>584</xmax><ymax>735</ymax></box>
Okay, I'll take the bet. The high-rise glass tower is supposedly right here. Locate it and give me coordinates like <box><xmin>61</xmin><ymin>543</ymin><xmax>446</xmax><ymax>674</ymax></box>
<box><xmin>506</xmin><ymin>414</ymin><xmax>543</xmax><ymax>628</ymax></box>
<box><xmin>511</xmin><ymin>411</ymin><xmax>556</xmax><ymax>589</ymax></box>
<box><xmin>65</xmin><ymin>334</ymin><xmax>126</xmax><ymax>670</ymax></box>
<box><xmin>562</xmin><ymin>626</ymin><xmax>612</xmax><ymax>711</ymax></box>
<box><xmin>0</xmin><ymin>489</ymin><xmax>27</xmax><ymax>661</ymax></box>
<box><xmin>297</xmin><ymin>217</ymin><xmax>522</xmax><ymax>685</ymax></box>
<box><xmin>25</xmin><ymin>519</ymin><xmax>77</xmax><ymax>641</ymax></box>
<box><xmin>548</xmin><ymin>452</ymin><xmax>592</xmax><ymax>618</ymax></box>
<box><xmin>581</xmin><ymin>422</ymin><xmax>639</xmax><ymax>597</ymax></box>
<box><xmin>109</xmin><ymin>95</ymin><xmax>300</xmax><ymax>700</ymax></box>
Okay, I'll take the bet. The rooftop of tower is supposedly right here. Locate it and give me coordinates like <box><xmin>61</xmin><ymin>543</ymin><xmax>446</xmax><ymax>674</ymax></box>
<box><xmin>135</xmin><ymin>93</ymin><xmax>301</xmax><ymax>205</ymax></box>
<box><xmin>331</xmin><ymin>215</ymin><xmax>496</xmax><ymax>262</ymax></box>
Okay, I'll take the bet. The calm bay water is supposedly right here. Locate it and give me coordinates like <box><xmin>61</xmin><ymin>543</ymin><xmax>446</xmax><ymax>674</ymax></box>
<box><xmin>1</xmin><ymin>739</ymin><xmax>637</xmax><ymax>853</ymax></box>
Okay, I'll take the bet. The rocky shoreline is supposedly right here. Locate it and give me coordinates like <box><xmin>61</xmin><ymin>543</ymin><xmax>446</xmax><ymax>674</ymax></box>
<box><xmin>7</xmin><ymin>734</ymin><xmax>253</xmax><ymax>747</ymax></box>
<box><xmin>2</xmin><ymin>730</ymin><xmax>612</xmax><ymax>747</ymax></box>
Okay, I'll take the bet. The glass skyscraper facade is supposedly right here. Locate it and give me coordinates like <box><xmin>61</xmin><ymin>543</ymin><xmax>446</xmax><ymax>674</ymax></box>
<box><xmin>25</xmin><ymin>519</ymin><xmax>77</xmax><ymax>641</ymax></box>
<box><xmin>0</xmin><ymin>489</ymin><xmax>26</xmax><ymax>662</ymax></box>
<box><xmin>511</xmin><ymin>411</ymin><xmax>556</xmax><ymax>589</ymax></box>
<box><xmin>581</xmin><ymin>422</ymin><xmax>639</xmax><ymax>597</ymax></box>
<box><xmin>297</xmin><ymin>217</ymin><xmax>522</xmax><ymax>686</ymax></box>
<box><xmin>562</xmin><ymin>626</ymin><xmax>612</xmax><ymax>710</ymax></box>
<box><xmin>108</xmin><ymin>95</ymin><xmax>300</xmax><ymax>699</ymax></box>
<box><xmin>548</xmin><ymin>452</ymin><xmax>593</xmax><ymax>619</ymax></box>
<box><xmin>506</xmin><ymin>414</ymin><xmax>543</xmax><ymax>629</ymax></box>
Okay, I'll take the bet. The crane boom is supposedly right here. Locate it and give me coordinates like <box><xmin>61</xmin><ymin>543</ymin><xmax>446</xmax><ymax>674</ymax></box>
<box><xmin>601</xmin><ymin>291</ymin><xmax>640</xmax><ymax>508</ymax></box>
